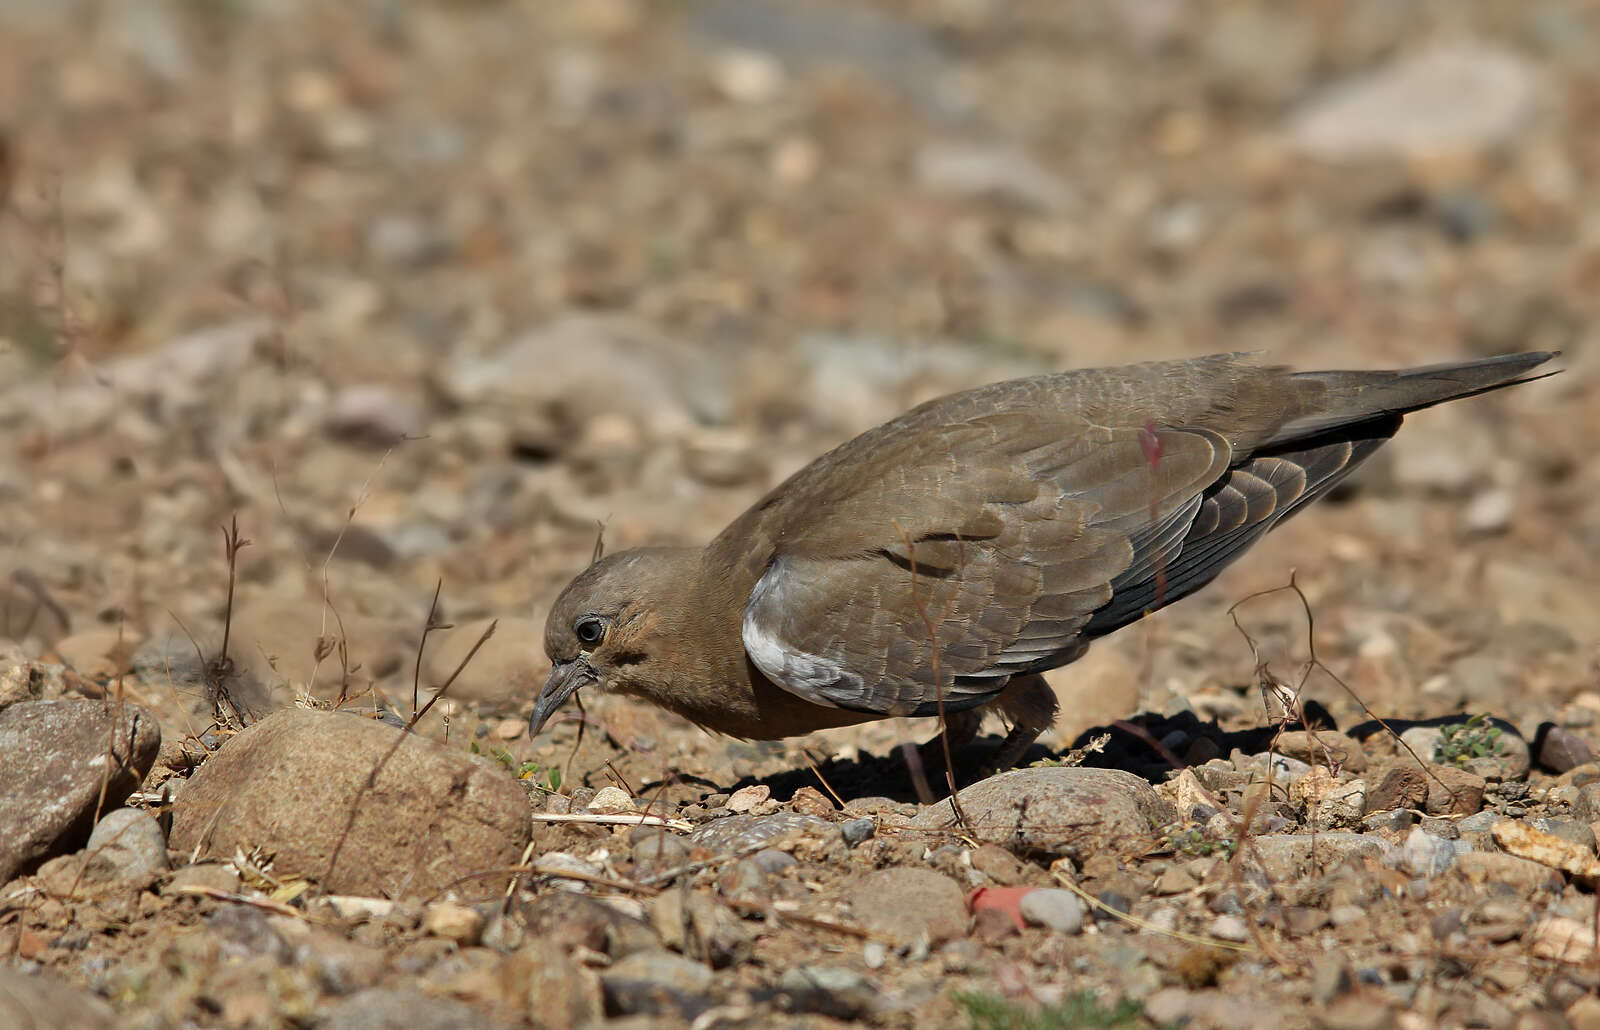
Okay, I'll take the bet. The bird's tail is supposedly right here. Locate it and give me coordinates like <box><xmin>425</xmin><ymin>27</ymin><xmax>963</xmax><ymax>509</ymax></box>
<box><xmin>1269</xmin><ymin>351</ymin><xmax>1558</xmax><ymax>445</ymax></box>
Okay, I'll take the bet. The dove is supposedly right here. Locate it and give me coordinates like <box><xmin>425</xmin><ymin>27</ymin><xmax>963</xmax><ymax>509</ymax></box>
<box><xmin>530</xmin><ymin>351</ymin><xmax>1554</xmax><ymax>769</ymax></box>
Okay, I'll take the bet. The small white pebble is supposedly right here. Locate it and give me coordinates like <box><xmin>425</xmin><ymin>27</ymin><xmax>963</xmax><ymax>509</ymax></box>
<box><xmin>586</xmin><ymin>786</ymin><xmax>636</xmax><ymax>814</ymax></box>
<box><xmin>727</xmin><ymin>784</ymin><xmax>771</xmax><ymax>813</ymax></box>
<box><xmin>1209</xmin><ymin>914</ymin><xmax>1249</xmax><ymax>942</ymax></box>
<box><xmin>423</xmin><ymin>902</ymin><xmax>484</xmax><ymax>945</ymax></box>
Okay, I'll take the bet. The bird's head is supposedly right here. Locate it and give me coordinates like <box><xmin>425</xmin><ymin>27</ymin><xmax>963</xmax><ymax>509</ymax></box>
<box><xmin>528</xmin><ymin>547</ymin><xmax>697</xmax><ymax>737</ymax></box>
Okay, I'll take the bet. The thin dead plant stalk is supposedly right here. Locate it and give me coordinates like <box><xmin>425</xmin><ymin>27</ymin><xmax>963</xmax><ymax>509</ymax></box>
<box><xmin>1227</xmin><ymin>573</ymin><xmax>1456</xmax><ymax>800</ymax></box>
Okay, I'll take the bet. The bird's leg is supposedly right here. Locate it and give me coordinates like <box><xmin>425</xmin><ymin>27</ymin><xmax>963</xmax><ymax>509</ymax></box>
<box><xmin>916</xmin><ymin>707</ymin><xmax>982</xmax><ymax>767</ymax></box>
<box><xmin>987</xmin><ymin>673</ymin><xmax>1059</xmax><ymax>770</ymax></box>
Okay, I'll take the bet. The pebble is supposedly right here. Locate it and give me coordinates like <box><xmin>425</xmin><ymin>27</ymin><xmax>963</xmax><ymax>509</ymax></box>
<box><xmin>1154</xmin><ymin>864</ymin><xmax>1201</xmax><ymax>895</ymax></box>
<box><xmin>838</xmin><ymin>817</ymin><xmax>876</xmax><ymax>846</ymax></box>
<box><xmin>1287</xmin><ymin>908</ymin><xmax>1332</xmax><ymax>936</ymax></box>
<box><xmin>1535</xmin><ymin>916</ymin><xmax>1599</xmax><ymax>964</ymax></box>
<box><xmin>716</xmin><ymin>857</ymin><xmax>767</xmax><ymax>903</ymax></box>
<box><xmin>1538</xmin><ymin>725</ymin><xmax>1596</xmax><ymax>774</ymax></box>
<box><xmin>324</xmin><ymin>384</ymin><xmax>424</xmax><ymax>448</ymax></box>
<box><xmin>600</xmin><ymin>949</ymin><xmax>714</xmax><ymax>1020</ymax></box>
<box><xmin>1455</xmin><ymin>810</ymin><xmax>1500</xmax><ymax>850</ymax></box>
<box><xmin>1464</xmin><ymin>488</ymin><xmax>1515</xmax><ymax>535</ymax></box>
<box><xmin>1493</xmin><ymin>820</ymin><xmax>1600</xmax><ymax>880</ymax></box>
<box><xmin>0</xmin><ymin>698</ymin><xmax>162</xmax><ymax>883</ymax></box>
<box><xmin>689</xmin><ymin>812</ymin><xmax>842</xmax><ymax>857</ymax></box>
<box><xmin>165</xmin><ymin>863</ymin><xmax>241</xmax><ymax>897</ymax></box>
<box><xmin>207</xmin><ymin>904</ymin><xmax>292</xmax><ymax>963</ymax></box>
<box><xmin>1293</xmin><ymin>768</ymin><xmax>1367</xmax><ymax>829</ymax></box>
<box><xmin>969</xmin><ymin>843</ymin><xmax>1029</xmax><ymax>886</ymax></box>
<box><xmin>535</xmin><ymin>851</ymin><xmax>604</xmax><ymax>891</ymax></box>
<box><xmin>630</xmin><ymin>830</ymin><xmax>690</xmax><ymax>874</ymax></box>
<box><xmin>1018</xmin><ymin>888</ymin><xmax>1085</xmax><ymax>934</ymax></box>
<box><xmin>586</xmin><ymin>785</ymin><xmax>636</xmax><ymax>814</ymax></box>
<box><xmin>1424</xmin><ymin>765</ymin><xmax>1487</xmax><ymax>817</ymax></box>
<box><xmin>479</xmin><ymin>912</ymin><xmax>523</xmax><ymax>953</ymax></box>
<box><xmin>520</xmin><ymin>893</ymin><xmax>660</xmax><ymax>959</ymax></box>
<box><xmin>1453</xmin><ymin>852</ymin><xmax>1564</xmax><ymax>894</ymax></box>
<box><xmin>1317</xmin><ymin>992</ymin><xmax>1400</xmax><ymax>1030</ymax></box>
<box><xmin>82</xmin><ymin>808</ymin><xmax>171</xmax><ymax>886</ymax></box>
<box><xmin>1361</xmin><ymin>808</ymin><xmax>1414</xmax><ymax>837</ymax></box>
<box><xmin>1396</xmin><ymin>827</ymin><xmax>1456</xmax><ymax>878</ymax></box>
<box><xmin>1365</xmin><ymin>766</ymin><xmax>1429</xmax><ymax>815</ymax></box>
<box><xmin>1531</xmin><ymin>817</ymin><xmax>1597</xmax><ymax>853</ymax></box>
<box><xmin>1311</xmin><ymin>955</ymin><xmax>1355</xmax><ymax>1003</ymax></box>
<box><xmin>779</xmin><ymin>966</ymin><xmax>878</xmax><ymax>1019</ymax></box>
<box><xmin>841</xmin><ymin>867</ymin><xmax>968</xmax><ymax>946</ymax></box>
<box><xmin>787</xmin><ymin>786</ymin><xmax>835</xmax><ymax>818</ymax></box>
<box><xmin>1272</xmin><ymin>730</ymin><xmax>1368</xmax><ymax>772</ymax></box>
<box><xmin>725</xmin><ymin>784</ymin><xmax>770</xmax><ymax>813</ymax></box>
<box><xmin>293</xmin><ymin>928</ymin><xmax>388</xmax><ymax>996</ymax></box>
<box><xmin>751</xmin><ymin>848</ymin><xmax>796</xmax><ymax>875</ymax></box>
<box><xmin>1209</xmin><ymin>914</ymin><xmax>1250</xmax><ymax>942</ymax></box>
<box><xmin>422</xmin><ymin>902</ymin><xmax>484</xmax><ymax>945</ymax></box>
<box><xmin>1286</xmin><ymin>44</ymin><xmax>1544</xmax><ymax>160</ymax></box>
<box><xmin>1245</xmin><ymin>834</ymin><xmax>1389</xmax><ymax>881</ymax></box>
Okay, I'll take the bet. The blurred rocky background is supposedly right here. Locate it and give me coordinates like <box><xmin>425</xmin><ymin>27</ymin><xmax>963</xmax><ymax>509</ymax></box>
<box><xmin>1</xmin><ymin>3</ymin><xmax>1599</xmax><ymax>1027</ymax></box>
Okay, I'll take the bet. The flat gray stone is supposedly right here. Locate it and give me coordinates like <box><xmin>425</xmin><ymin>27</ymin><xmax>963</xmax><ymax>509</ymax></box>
<box><xmin>0</xmin><ymin>698</ymin><xmax>161</xmax><ymax>883</ymax></box>
<box><xmin>840</xmin><ymin>867</ymin><xmax>967</xmax><ymax>946</ymax></box>
<box><xmin>689</xmin><ymin>812</ymin><xmax>840</xmax><ymax>857</ymax></box>
<box><xmin>909</xmin><ymin>767</ymin><xmax>1176</xmax><ymax>860</ymax></box>
<box><xmin>1244</xmin><ymin>833</ymin><xmax>1391</xmax><ymax>881</ymax></box>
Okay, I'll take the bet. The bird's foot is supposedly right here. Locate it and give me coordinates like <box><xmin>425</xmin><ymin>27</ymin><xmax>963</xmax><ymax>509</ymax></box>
<box><xmin>987</xmin><ymin>721</ymin><xmax>1046</xmax><ymax>773</ymax></box>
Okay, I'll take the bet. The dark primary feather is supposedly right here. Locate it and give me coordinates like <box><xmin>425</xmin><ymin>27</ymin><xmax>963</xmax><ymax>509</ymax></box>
<box><xmin>725</xmin><ymin>351</ymin><xmax>1554</xmax><ymax>719</ymax></box>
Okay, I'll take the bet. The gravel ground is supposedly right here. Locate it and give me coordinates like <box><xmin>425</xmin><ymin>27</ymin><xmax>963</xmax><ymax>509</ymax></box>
<box><xmin>2</xmin><ymin>2</ymin><xmax>1599</xmax><ymax>1029</ymax></box>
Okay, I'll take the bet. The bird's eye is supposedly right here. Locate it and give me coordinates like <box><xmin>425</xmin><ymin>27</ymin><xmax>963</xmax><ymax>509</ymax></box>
<box><xmin>574</xmin><ymin>617</ymin><xmax>605</xmax><ymax>647</ymax></box>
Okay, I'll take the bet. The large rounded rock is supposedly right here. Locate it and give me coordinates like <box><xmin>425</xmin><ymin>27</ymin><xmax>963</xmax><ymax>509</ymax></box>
<box><xmin>908</xmin><ymin>767</ymin><xmax>1176</xmax><ymax>861</ymax></box>
<box><xmin>0</xmin><ymin>698</ymin><xmax>161</xmax><ymax>883</ymax></box>
<box><xmin>170</xmin><ymin>708</ymin><xmax>530</xmax><ymax>898</ymax></box>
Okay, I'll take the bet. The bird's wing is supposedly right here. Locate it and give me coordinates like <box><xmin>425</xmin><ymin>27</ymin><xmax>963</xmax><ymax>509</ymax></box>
<box><xmin>739</xmin><ymin>410</ymin><xmax>1239</xmax><ymax>716</ymax></box>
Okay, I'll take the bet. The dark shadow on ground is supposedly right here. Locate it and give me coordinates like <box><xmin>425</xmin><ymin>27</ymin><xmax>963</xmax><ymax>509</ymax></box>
<box><xmin>715</xmin><ymin>703</ymin><xmax>1341</xmax><ymax>804</ymax></box>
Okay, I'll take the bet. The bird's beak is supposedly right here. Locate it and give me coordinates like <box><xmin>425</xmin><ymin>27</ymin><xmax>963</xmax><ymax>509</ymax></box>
<box><xmin>529</xmin><ymin>659</ymin><xmax>594</xmax><ymax>738</ymax></box>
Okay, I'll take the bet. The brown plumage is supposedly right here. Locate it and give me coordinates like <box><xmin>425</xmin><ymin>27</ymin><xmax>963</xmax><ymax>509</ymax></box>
<box><xmin>531</xmin><ymin>351</ymin><xmax>1555</xmax><ymax>769</ymax></box>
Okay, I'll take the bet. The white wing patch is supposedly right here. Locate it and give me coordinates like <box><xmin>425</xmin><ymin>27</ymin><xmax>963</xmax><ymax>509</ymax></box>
<box><xmin>742</xmin><ymin>558</ymin><xmax>864</xmax><ymax>708</ymax></box>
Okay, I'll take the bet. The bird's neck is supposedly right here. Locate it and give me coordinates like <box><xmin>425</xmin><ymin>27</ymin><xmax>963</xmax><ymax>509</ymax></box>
<box><xmin>606</xmin><ymin>545</ymin><xmax>752</xmax><ymax>694</ymax></box>
<box><xmin>676</xmin><ymin>545</ymin><xmax>760</xmax><ymax>687</ymax></box>
<box><xmin>618</xmin><ymin>544</ymin><xmax>876</xmax><ymax>739</ymax></box>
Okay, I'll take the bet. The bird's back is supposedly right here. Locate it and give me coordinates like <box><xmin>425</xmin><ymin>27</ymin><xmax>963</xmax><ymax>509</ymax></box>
<box><xmin>712</xmin><ymin>351</ymin><xmax>1553</xmax><ymax>718</ymax></box>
